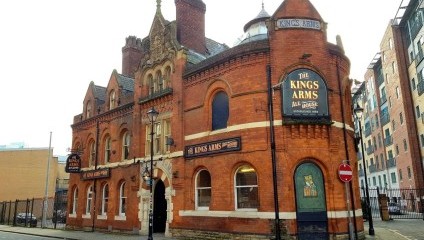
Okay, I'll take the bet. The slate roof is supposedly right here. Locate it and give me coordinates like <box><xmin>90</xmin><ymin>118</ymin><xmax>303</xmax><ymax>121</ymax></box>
<box><xmin>93</xmin><ymin>85</ymin><xmax>106</xmax><ymax>101</ymax></box>
<box><xmin>117</xmin><ymin>74</ymin><xmax>134</xmax><ymax>92</ymax></box>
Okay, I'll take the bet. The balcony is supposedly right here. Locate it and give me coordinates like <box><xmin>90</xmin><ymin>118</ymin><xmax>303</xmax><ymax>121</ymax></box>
<box><xmin>376</xmin><ymin>73</ymin><xmax>384</xmax><ymax>86</ymax></box>
<box><xmin>380</xmin><ymin>94</ymin><xmax>387</xmax><ymax>104</ymax></box>
<box><xmin>364</xmin><ymin>126</ymin><xmax>372</xmax><ymax>137</ymax></box>
<box><xmin>418</xmin><ymin>81</ymin><xmax>424</xmax><ymax>96</ymax></box>
<box><xmin>384</xmin><ymin>136</ymin><xmax>393</xmax><ymax>147</ymax></box>
<box><xmin>380</xmin><ymin>113</ymin><xmax>390</xmax><ymax>126</ymax></box>
<box><xmin>415</xmin><ymin>48</ymin><xmax>424</xmax><ymax>65</ymax></box>
<box><xmin>369</xmin><ymin>164</ymin><xmax>377</xmax><ymax>173</ymax></box>
<box><xmin>366</xmin><ymin>145</ymin><xmax>374</xmax><ymax>155</ymax></box>
<box><xmin>139</xmin><ymin>87</ymin><xmax>173</xmax><ymax>104</ymax></box>
<box><xmin>387</xmin><ymin>157</ymin><xmax>396</xmax><ymax>168</ymax></box>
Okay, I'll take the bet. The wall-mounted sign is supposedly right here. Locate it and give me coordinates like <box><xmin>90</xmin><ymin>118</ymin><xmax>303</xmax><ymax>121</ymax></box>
<box><xmin>276</xmin><ymin>18</ymin><xmax>321</xmax><ymax>30</ymax></box>
<box><xmin>65</xmin><ymin>153</ymin><xmax>81</xmax><ymax>173</ymax></box>
<box><xmin>81</xmin><ymin>168</ymin><xmax>110</xmax><ymax>180</ymax></box>
<box><xmin>185</xmin><ymin>137</ymin><xmax>241</xmax><ymax>159</ymax></box>
<box><xmin>281</xmin><ymin>69</ymin><xmax>329</xmax><ymax>121</ymax></box>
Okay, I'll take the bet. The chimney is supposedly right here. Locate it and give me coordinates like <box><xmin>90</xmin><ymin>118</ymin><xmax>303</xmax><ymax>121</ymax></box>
<box><xmin>122</xmin><ymin>36</ymin><xmax>143</xmax><ymax>78</ymax></box>
<box><xmin>175</xmin><ymin>0</ymin><xmax>206</xmax><ymax>54</ymax></box>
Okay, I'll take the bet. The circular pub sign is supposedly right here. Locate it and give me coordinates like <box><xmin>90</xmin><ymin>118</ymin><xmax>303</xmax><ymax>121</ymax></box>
<box><xmin>338</xmin><ymin>163</ymin><xmax>353</xmax><ymax>183</ymax></box>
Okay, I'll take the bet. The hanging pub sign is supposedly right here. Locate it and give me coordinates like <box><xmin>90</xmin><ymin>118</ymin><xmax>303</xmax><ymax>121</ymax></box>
<box><xmin>185</xmin><ymin>137</ymin><xmax>241</xmax><ymax>159</ymax></box>
<box><xmin>65</xmin><ymin>153</ymin><xmax>81</xmax><ymax>173</ymax></box>
<box><xmin>281</xmin><ymin>68</ymin><xmax>329</xmax><ymax>122</ymax></box>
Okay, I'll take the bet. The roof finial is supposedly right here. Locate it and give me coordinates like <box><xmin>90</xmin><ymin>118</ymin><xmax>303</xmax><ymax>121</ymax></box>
<box><xmin>156</xmin><ymin>0</ymin><xmax>162</xmax><ymax>13</ymax></box>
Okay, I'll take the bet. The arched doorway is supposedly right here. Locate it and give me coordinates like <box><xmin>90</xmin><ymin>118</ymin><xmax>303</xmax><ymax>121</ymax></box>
<box><xmin>153</xmin><ymin>179</ymin><xmax>167</xmax><ymax>233</ymax></box>
<box><xmin>294</xmin><ymin>162</ymin><xmax>328</xmax><ymax>239</ymax></box>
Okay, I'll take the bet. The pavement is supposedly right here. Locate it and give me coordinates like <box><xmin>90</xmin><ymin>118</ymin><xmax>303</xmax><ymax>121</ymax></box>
<box><xmin>0</xmin><ymin>225</ymin><xmax>175</xmax><ymax>240</ymax></box>
<box><xmin>0</xmin><ymin>219</ymin><xmax>422</xmax><ymax>240</ymax></box>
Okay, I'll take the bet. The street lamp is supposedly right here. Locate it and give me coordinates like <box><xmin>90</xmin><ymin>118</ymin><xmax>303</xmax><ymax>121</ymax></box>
<box><xmin>353</xmin><ymin>103</ymin><xmax>375</xmax><ymax>236</ymax></box>
<box><xmin>146</xmin><ymin>107</ymin><xmax>159</xmax><ymax>240</ymax></box>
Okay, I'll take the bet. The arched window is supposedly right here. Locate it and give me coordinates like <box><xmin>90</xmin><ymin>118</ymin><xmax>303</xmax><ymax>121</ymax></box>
<box><xmin>119</xmin><ymin>182</ymin><xmax>127</xmax><ymax>216</ymax></box>
<box><xmin>71</xmin><ymin>187</ymin><xmax>78</xmax><ymax>214</ymax></box>
<box><xmin>86</xmin><ymin>185</ymin><xmax>93</xmax><ymax>215</ymax></box>
<box><xmin>156</xmin><ymin>71</ymin><xmax>163</xmax><ymax>91</ymax></box>
<box><xmin>101</xmin><ymin>184</ymin><xmax>109</xmax><ymax>215</ymax></box>
<box><xmin>88</xmin><ymin>140</ymin><xmax>96</xmax><ymax>167</ymax></box>
<box><xmin>104</xmin><ymin>136</ymin><xmax>111</xmax><ymax>164</ymax></box>
<box><xmin>148</xmin><ymin>74</ymin><xmax>154</xmax><ymax>95</ymax></box>
<box><xmin>212</xmin><ymin>91</ymin><xmax>229</xmax><ymax>130</ymax></box>
<box><xmin>109</xmin><ymin>90</ymin><xmax>116</xmax><ymax>110</ymax></box>
<box><xmin>195</xmin><ymin>170</ymin><xmax>211</xmax><ymax>210</ymax></box>
<box><xmin>164</xmin><ymin>66</ymin><xmax>171</xmax><ymax>89</ymax></box>
<box><xmin>234</xmin><ymin>165</ymin><xmax>258</xmax><ymax>209</ymax></box>
<box><xmin>86</xmin><ymin>101</ymin><xmax>92</xmax><ymax>118</ymax></box>
<box><xmin>122</xmin><ymin>132</ymin><xmax>130</xmax><ymax>160</ymax></box>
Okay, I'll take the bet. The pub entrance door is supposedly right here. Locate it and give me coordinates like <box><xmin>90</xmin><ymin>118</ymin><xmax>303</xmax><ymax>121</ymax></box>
<box><xmin>153</xmin><ymin>179</ymin><xmax>167</xmax><ymax>233</ymax></box>
<box><xmin>294</xmin><ymin>162</ymin><xmax>328</xmax><ymax>240</ymax></box>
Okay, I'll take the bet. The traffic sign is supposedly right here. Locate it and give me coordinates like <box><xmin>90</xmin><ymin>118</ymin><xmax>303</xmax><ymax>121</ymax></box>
<box><xmin>338</xmin><ymin>163</ymin><xmax>353</xmax><ymax>182</ymax></box>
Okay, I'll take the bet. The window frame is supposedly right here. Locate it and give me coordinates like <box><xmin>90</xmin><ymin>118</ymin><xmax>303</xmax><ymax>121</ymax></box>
<box><xmin>122</xmin><ymin>132</ymin><xmax>130</xmax><ymax>160</ymax></box>
<box><xmin>72</xmin><ymin>187</ymin><xmax>78</xmax><ymax>214</ymax></box>
<box><xmin>118</xmin><ymin>182</ymin><xmax>127</xmax><ymax>216</ymax></box>
<box><xmin>234</xmin><ymin>165</ymin><xmax>258</xmax><ymax>211</ymax></box>
<box><xmin>211</xmin><ymin>91</ymin><xmax>229</xmax><ymax>131</ymax></box>
<box><xmin>101</xmin><ymin>183</ymin><xmax>109</xmax><ymax>216</ymax></box>
<box><xmin>86</xmin><ymin>185</ymin><xmax>93</xmax><ymax>215</ymax></box>
<box><xmin>195</xmin><ymin>169</ymin><xmax>212</xmax><ymax>210</ymax></box>
<box><xmin>104</xmin><ymin>136</ymin><xmax>111</xmax><ymax>164</ymax></box>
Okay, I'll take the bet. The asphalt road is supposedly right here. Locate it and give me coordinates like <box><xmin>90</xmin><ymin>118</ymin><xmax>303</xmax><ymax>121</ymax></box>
<box><xmin>367</xmin><ymin>219</ymin><xmax>424</xmax><ymax>240</ymax></box>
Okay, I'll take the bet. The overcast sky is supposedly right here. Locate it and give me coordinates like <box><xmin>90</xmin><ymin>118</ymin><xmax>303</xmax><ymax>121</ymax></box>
<box><xmin>0</xmin><ymin>0</ymin><xmax>402</xmax><ymax>156</ymax></box>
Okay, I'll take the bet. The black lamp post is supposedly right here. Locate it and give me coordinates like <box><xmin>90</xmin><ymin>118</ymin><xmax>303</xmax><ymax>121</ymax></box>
<box><xmin>145</xmin><ymin>107</ymin><xmax>159</xmax><ymax>240</ymax></box>
<box><xmin>353</xmin><ymin>103</ymin><xmax>375</xmax><ymax>236</ymax></box>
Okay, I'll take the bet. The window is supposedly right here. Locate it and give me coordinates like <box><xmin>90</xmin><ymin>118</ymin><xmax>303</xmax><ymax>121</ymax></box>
<box><xmin>399</xmin><ymin>169</ymin><xmax>403</xmax><ymax>181</ymax></box>
<box><xmin>104</xmin><ymin>136</ymin><xmax>111</xmax><ymax>164</ymax></box>
<box><xmin>86</xmin><ymin>185</ymin><xmax>93</xmax><ymax>215</ymax></box>
<box><xmin>109</xmin><ymin>90</ymin><xmax>116</xmax><ymax>110</ymax></box>
<box><xmin>392</xmin><ymin>120</ymin><xmax>396</xmax><ymax>131</ymax></box>
<box><xmin>383</xmin><ymin>174</ymin><xmax>387</xmax><ymax>186</ymax></box>
<box><xmin>101</xmin><ymin>184</ymin><xmax>109</xmax><ymax>215</ymax></box>
<box><xmin>412</xmin><ymin>78</ymin><xmax>416</xmax><ymax>91</ymax></box>
<box><xmin>195</xmin><ymin>170</ymin><xmax>211</xmax><ymax>209</ymax></box>
<box><xmin>157</xmin><ymin>71</ymin><xmax>163</xmax><ymax>91</ymax></box>
<box><xmin>407</xmin><ymin>167</ymin><xmax>412</xmax><ymax>179</ymax></box>
<box><xmin>86</xmin><ymin>101</ymin><xmax>92</xmax><ymax>118</ymax></box>
<box><xmin>212</xmin><ymin>91</ymin><xmax>229</xmax><ymax>130</ymax></box>
<box><xmin>395</xmin><ymin>144</ymin><xmax>399</xmax><ymax>155</ymax></box>
<box><xmin>148</xmin><ymin>74</ymin><xmax>154</xmax><ymax>95</ymax></box>
<box><xmin>389</xmin><ymin>96</ymin><xmax>392</xmax><ymax>108</ymax></box>
<box><xmin>119</xmin><ymin>182</ymin><xmax>127</xmax><ymax>216</ymax></box>
<box><xmin>380</xmin><ymin>154</ymin><xmax>384</xmax><ymax>169</ymax></box>
<box><xmin>122</xmin><ymin>132</ymin><xmax>130</xmax><ymax>160</ymax></box>
<box><xmin>164</xmin><ymin>66</ymin><xmax>171</xmax><ymax>89</ymax></box>
<box><xmin>421</xmin><ymin>134</ymin><xmax>424</xmax><ymax>147</ymax></box>
<box><xmin>372</xmin><ymin>176</ymin><xmax>376</xmax><ymax>186</ymax></box>
<box><xmin>389</xmin><ymin>38</ymin><xmax>393</xmax><ymax>50</ymax></box>
<box><xmin>396</xmin><ymin>86</ymin><xmax>400</xmax><ymax>99</ymax></box>
<box><xmin>416</xmin><ymin>106</ymin><xmax>421</xmax><ymax>118</ymax></box>
<box><xmin>89</xmin><ymin>140</ymin><xmax>95</xmax><ymax>167</ymax></box>
<box><xmin>400</xmin><ymin>112</ymin><xmax>404</xmax><ymax>125</ymax></box>
<box><xmin>145</xmin><ymin>118</ymin><xmax>171</xmax><ymax>156</ymax></box>
<box><xmin>154</xmin><ymin>122</ymin><xmax>162</xmax><ymax>154</ymax></box>
<box><xmin>403</xmin><ymin>139</ymin><xmax>408</xmax><ymax>151</ymax></box>
<box><xmin>71</xmin><ymin>187</ymin><xmax>78</xmax><ymax>214</ymax></box>
<box><xmin>235</xmin><ymin>165</ymin><xmax>258</xmax><ymax>209</ymax></box>
<box><xmin>378</xmin><ymin>175</ymin><xmax>382</xmax><ymax>188</ymax></box>
<box><xmin>392</xmin><ymin>62</ymin><xmax>396</xmax><ymax>73</ymax></box>
<box><xmin>391</xmin><ymin>172</ymin><xmax>397</xmax><ymax>183</ymax></box>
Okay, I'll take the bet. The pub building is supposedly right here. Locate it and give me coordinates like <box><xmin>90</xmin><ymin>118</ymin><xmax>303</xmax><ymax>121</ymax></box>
<box><xmin>67</xmin><ymin>0</ymin><xmax>365</xmax><ymax>239</ymax></box>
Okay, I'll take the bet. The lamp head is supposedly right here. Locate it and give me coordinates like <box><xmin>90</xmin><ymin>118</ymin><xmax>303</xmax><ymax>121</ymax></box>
<box><xmin>142</xmin><ymin>167</ymin><xmax>150</xmax><ymax>182</ymax></box>
<box><xmin>147</xmin><ymin>107</ymin><xmax>159</xmax><ymax>123</ymax></box>
<box><xmin>353</xmin><ymin>103</ymin><xmax>364</xmax><ymax>119</ymax></box>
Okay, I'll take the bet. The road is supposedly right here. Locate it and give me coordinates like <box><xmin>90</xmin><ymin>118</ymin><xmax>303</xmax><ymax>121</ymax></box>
<box><xmin>0</xmin><ymin>231</ymin><xmax>59</xmax><ymax>240</ymax></box>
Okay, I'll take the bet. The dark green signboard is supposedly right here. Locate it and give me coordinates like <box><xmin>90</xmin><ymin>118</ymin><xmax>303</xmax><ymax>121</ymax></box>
<box><xmin>281</xmin><ymin>69</ymin><xmax>329</xmax><ymax>122</ymax></box>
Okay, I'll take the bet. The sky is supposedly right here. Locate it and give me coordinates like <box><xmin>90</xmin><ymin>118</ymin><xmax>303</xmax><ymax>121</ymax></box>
<box><xmin>0</xmin><ymin>0</ymin><xmax>403</xmax><ymax>156</ymax></box>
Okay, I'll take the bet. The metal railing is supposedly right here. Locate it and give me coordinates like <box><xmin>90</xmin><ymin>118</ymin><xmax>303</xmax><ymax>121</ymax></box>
<box><xmin>384</xmin><ymin>136</ymin><xmax>393</xmax><ymax>147</ymax></box>
<box><xmin>387</xmin><ymin>157</ymin><xmax>396</xmax><ymax>168</ymax></box>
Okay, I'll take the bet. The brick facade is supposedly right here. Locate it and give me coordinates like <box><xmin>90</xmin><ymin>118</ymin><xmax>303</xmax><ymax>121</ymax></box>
<box><xmin>68</xmin><ymin>0</ymin><xmax>365</xmax><ymax>239</ymax></box>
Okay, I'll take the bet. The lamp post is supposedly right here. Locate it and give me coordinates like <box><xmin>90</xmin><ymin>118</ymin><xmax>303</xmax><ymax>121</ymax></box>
<box><xmin>353</xmin><ymin>103</ymin><xmax>374</xmax><ymax>236</ymax></box>
<box><xmin>145</xmin><ymin>107</ymin><xmax>159</xmax><ymax>240</ymax></box>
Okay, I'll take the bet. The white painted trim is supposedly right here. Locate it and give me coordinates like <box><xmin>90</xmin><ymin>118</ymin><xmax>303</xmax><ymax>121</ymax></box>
<box><xmin>114</xmin><ymin>215</ymin><xmax>126</xmax><ymax>221</ymax></box>
<box><xmin>82</xmin><ymin>214</ymin><xmax>91</xmax><ymax>219</ymax></box>
<box><xmin>179</xmin><ymin>209</ymin><xmax>362</xmax><ymax>219</ymax></box>
<box><xmin>68</xmin><ymin>213</ymin><xmax>76</xmax><ymax>218</ymax></box>
<box><xmin>97</xmin><ymin>215</ymin><xmax>107</xmax><ymax>220</ymax></box>
<box><xmin>185</xmin><ymin>120</ymin><xmax>354</xmax><ymax>141</ymax></box>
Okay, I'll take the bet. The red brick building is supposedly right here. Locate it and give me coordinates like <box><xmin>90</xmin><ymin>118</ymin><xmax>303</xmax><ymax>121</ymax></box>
<box><xmin>68</xmin><ymin>0</ymin><xmax>365</xmax><ymax>239</ymax></box>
